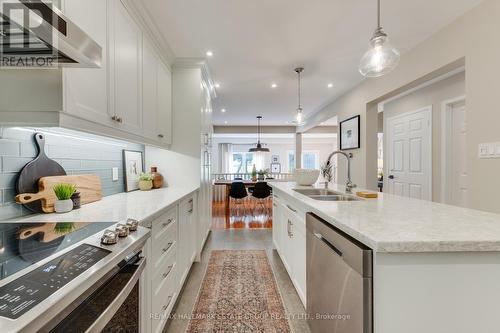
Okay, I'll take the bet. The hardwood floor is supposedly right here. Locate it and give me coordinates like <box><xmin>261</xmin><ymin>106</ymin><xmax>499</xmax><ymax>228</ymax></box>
<box><xmin>212</xmin><ymin>197</ymin><xmax>273</xmax><ymax>229</ymax></box>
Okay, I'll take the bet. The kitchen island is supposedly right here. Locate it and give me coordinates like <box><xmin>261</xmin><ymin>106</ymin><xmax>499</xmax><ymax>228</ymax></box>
<box><xmin>270</xmin><ymin>182</ymin><xmax>500</xmax><ymax>333</ymax></box>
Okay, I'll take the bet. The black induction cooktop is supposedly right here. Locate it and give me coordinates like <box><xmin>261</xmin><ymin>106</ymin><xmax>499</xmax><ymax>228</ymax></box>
<box><xmin>0</xmin><ymin>244</ymin><xmax>110</xmax><ymax>319</ymax></box>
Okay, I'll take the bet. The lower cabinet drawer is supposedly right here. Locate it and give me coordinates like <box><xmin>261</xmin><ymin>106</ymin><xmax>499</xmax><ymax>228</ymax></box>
<box><xmin>152</xmin><ymin>245</ymin><xmax>177</xmax><ymax>290</ymax></box>
<box><xmin>151</xmin><ymin>260</ymin><xmax>177</xmax><ymax>333</ymax></box>
<box><xmin>152</xmin><ymin>206</ymin><xmax>177</xmax><ymax>250</ymax></box>
<box><xmin>152</xmin><ymin>227</ymin><xmax>177</xmax><ymax>270</ymax></box>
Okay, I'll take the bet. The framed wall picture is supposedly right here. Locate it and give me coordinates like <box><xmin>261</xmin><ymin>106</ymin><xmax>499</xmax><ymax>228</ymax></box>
<box><xmin>339</xmin><ymin>115</ymin><xmax>360</xmax><ymax>150</ymax></box>
<box><xmin>123</xmin><ymin>150</ymin><xmax>144</xmax><ymax>192</ymax></box>
<box><xmin>271</xmin><ymin>163</ymin><xmax>281</xmax><ymax>173</ymax></box>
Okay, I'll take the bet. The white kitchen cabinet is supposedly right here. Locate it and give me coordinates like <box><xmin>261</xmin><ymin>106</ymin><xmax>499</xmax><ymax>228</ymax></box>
<box><xmin>178</xmin><ymin>194</ymin><xmax>197</xmax><ymax>289</ymax></box>
<box><xmin>148</xmin><ymin>205</ymin><xmax>178</xmax><ymax>333</ymax></box>
<box><xmin>273</xmin><ymin>193</ymin><xmax>307</xmax><ymax>306</ymax></box>
<box><xmin>272</xmin><ymin>193</ymin><xmax>284</xmax><ymax>253</ymax></box>
<box><xmin>142</xmin><ymin>37</ymin><xmax>159</xmax><ymax>141</ymax></box>
<box><xmin>0</xmin><ymin>1</ymin><xmax>176</xmax><ymax>149</ymax></box>
<box><xmin>109</xmin><ymin>0</ymin><xmax>143</xmax><ymax>134</ymax></box>
<box><xmin>142</xmin><ymin>37</ymin><xmax>172</xmax><ymax>145</ymax></box>
<box><xmin>156</xmin><ymin>61</ymin><xmax>172</xmax><ymax>144</ymax></box>
<box><xmin>62</xmin><ymin>0</ymin><xmax>112</xmax><ymax>126</ymax></box>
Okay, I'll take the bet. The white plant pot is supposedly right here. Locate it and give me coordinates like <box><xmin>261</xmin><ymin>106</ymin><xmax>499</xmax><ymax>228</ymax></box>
<box><xmin>54</xmin><ymin>199</ymin><xmax>73</xmax><ymax>213</ymax></box>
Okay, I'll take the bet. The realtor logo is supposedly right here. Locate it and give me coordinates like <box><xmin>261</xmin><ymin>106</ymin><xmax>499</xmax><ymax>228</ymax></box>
<box><xmin>0</xmin><ymin>0</ymin><xmax>59</xmax><ymax>67</ymax></box>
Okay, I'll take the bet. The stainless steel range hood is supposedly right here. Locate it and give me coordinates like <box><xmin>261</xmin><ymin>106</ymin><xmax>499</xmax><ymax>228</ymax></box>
<box><xmin>0</xmin><ymin>0</ymin><xmax>101</xmax><ymax>68</ymax></box>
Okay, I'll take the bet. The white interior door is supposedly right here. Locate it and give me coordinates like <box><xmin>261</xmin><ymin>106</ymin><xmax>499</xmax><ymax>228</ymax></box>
<box><xmin>386</xmin><ymin>107</ymin><xmax>432</xmax><ymax>200</ymax></box>
<box><xmin>450</xmin><ymin>101</ymin><xmax>468</xmax><ymax>206</ymax></box>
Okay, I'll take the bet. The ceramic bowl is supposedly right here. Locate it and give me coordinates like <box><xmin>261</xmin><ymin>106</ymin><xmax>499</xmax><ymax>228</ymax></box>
<box><xmin>294</xmin><ymin>169</ymin><xmax>320</xmax><ymax>186</ymax></box>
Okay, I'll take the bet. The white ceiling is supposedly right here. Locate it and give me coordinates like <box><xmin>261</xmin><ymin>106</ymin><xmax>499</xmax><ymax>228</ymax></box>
<box><xmin>140</xmin><ymin>0</ymin><xmax>482</xmax><ymax>126</ymax></box>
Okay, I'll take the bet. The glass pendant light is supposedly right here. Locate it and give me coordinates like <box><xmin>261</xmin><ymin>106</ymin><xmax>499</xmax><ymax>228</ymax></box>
<box><xmin>249</xmin><ymin>116</ymin><xmax>270</xmax><ymax>153</ymax></box>
<box><xmin>293</xmin><ymin>67</ymin><xmax>305</xmax><ymax>125</ymax></box>
<box><xmin>359</xmin><ymin>0</ymin><xmax>400</xmax><ymax>77</ymax></box>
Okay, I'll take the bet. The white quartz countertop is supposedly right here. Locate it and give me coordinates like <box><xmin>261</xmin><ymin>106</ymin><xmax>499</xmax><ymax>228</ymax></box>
<box><xmin>271</xmin><ymin>182</ymin><xmax>500</xmax><ymax>253</ymax></box>
<box><xmin>15</xmin><ymin>185</ymin><xmax>200</xmax><ymax>224</ymax></box>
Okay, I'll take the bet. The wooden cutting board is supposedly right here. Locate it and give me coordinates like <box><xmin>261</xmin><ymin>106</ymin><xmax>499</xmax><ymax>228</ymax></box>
<box><xmin>16</xmin><ymin>174</ymin><xmax>102</xmax><ymax>213</ymax></box>
<box><xmin>16</xmin><ymin>133</ymin><xmax>67</xmax><ymax>213</ymax></box>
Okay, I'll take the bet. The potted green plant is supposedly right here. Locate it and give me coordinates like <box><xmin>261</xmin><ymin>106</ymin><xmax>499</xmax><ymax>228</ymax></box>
<box><xmin>53</xmin><ymin>183</ymin><xmax>76</xmax><ymax>213</ymax></box>
<box><xmin>257</xmin><ymin>169</ymin><xmax>269</xmax><ymax>180</ymax></box>
<box><xmin>320</xmin><ymin>162</ymin><xmax>334</xmax><ymax>188</ymax></box>
<box><xmin>139</xmin><ymin>172</ymin><xmax>154</xmax><ymax>191</ymax></box>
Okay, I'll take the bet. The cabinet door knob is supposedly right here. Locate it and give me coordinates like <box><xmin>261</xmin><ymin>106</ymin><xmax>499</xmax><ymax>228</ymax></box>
<box><xmin>158</xmin><ymin>134</ymin><xmax>164</xmax><ymax>138</ymax></box>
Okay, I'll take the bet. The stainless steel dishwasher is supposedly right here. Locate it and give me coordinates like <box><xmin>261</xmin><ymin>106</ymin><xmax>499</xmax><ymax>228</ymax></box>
<box><xmin>306</xmin><ymin>213</ymin><xmax>373</xmax><ymax>333</ymax></box>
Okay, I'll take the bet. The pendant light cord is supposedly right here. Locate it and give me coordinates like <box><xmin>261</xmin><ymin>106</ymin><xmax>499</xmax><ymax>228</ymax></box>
<box><xmin>377</xmin><ymin>0</ymin><xmax>381</xmax><ymax>29</ymax></box>
<box><xmin>297</xmin><ymin>69</ymin><xmax>302</xmax><ymax>110</ymax></box>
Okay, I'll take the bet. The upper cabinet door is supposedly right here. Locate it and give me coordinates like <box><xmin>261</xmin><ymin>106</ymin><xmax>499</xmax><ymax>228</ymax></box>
<box><xmin>109</xmin><ymin>0</ymin><xmax>143</xmax><ymax>135</ymax></box>
<box><xmin>63</xmin><ymin>0</ymin><xmax>112</xmax><ymax>125</ymax></box>
<box><xmin>157</xmin><ymin>62</ymin><xmax>172</xmax><ymax>145</ymax></box>
<box><xmin>142</xmin><ymin>37</ymin><xmax>159</xmax><ymax>141</ymax></box>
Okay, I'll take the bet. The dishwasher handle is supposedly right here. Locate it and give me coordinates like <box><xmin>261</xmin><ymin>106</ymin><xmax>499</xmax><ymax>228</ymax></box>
<box><xmin>314</xmin><ymin>232</ymin><xmax>343</xmax><ymax>257</ymax></box>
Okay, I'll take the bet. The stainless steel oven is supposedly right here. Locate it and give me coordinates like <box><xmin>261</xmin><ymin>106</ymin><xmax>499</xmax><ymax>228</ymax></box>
<box><xmin>44</xmin><ymin>251</ymin><xmax>146</xmax><ymax>333</ymax></box>
<box><xmin>0</xmin><ymin>222</ymin><xmax>150</xmax><ymax>333</ymax></box>
<box><xmin>306</xmin><ymin>213</ymin><xmax>373</xmax><ymax>333</ymax></box>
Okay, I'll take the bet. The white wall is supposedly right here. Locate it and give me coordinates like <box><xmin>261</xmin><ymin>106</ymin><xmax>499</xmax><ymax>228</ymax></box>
<box><xmin>145</xmin><ymin>146</ymin><xmax>200</xmax><ymax>188</ymax></box>
<box><xmin>383</xmin><ymin>71</ymin><xmax>465</xmax><ymax>201</ymax></box>
<box><xmin>300</xmin><ymin>0</ymin><xmax>500</xmax><ymax>213</ymax></box>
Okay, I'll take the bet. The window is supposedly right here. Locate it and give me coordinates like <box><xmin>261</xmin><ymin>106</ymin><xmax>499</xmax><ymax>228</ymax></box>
<box><xmin>302</xmin><ymin>151</ymin><xmax>319</xmax><ymax>169</ymax></box>
<box><xmin>288</xmin><ymin>151</ymin><xmax>295</xmax><ymax>172</ymax></box>
<box><xmin>230</xmin><ymin>152</ymin><xmax>254</xmax><ymax>174</ymax></box>
<box><xmin>287</xmin><ymin>150</ymin><xmax>319</xmax><ymax>171</ymax></box>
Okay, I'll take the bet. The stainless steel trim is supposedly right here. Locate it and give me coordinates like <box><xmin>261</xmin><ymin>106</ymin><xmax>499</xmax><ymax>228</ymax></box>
<box><xmin>0</xmin><ymin>0</ymin><xmax>102</xmax><ymax>67</ymax></box>
<box><xmin>85</xmin><ymin>257</ymin><xmax>146</xmax><ymax>333</ymax></box>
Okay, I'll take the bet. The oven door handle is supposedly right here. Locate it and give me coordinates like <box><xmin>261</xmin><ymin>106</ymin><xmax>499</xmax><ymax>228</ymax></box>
<box><xmin>85</xmin><ymin>257</ymin><xmax>146</xmax><ymax>333</ymax></box>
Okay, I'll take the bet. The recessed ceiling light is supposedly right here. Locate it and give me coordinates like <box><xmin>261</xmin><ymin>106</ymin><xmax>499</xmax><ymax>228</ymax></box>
<box><xmin>214</xmin><ymin>83</ymin><xmax>220</xmax><ymax>88</ymax></box>
<box><xmin>224</xmin><ymin>121</ymin><xmax>228</xmax><ymax>124</ymax></box>
<box><xmin>206</xmin><ymin>51</ymin><xmax>214</xmax><ymax>57</ymax></box>
<box><xmin>271</xmin><ymin>83</ymin><xmax>277</xmax><ymax>88</ymax></box>
<box><xmin>221</xmin><ymin>108</ymin><xmax>226</xmax><ymax>113</ymax></box>
<box><xmin>327</xmin><ymin>83</ymin><xmax>333</xmax><ymax>88</ymax></box>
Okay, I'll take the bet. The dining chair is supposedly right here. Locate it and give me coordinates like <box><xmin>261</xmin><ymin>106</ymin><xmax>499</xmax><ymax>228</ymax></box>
<box><xmin>229</xmin><ymin>181</ymin><xmax>248</xmax><ymax>218</ymax></box>
<box><xmin>251</xmin><ymin>182</ymin><xmax>272</xmax><ymax>216</ymax></box>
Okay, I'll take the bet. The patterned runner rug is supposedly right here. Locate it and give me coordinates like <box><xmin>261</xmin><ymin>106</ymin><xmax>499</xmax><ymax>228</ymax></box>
<box><xmin>187</xmin><ymin>250</ymin><xmax>292</xmax><ymax>333</ymax></box>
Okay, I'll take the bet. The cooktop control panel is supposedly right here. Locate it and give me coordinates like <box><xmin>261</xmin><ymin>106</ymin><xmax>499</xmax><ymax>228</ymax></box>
<box><xmin>0</xmin><ymin>244</ymin><xmax>110</xmax><ymax>319</ymax></box>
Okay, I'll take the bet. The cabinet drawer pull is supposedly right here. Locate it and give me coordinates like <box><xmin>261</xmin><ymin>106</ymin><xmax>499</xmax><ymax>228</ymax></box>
<box><xmin>158</xmin><ymin>134</ymin><xmax>164</xmax><ymax>138</ymax></box>
<box><xmin>162</xmin><ymin>264</ymin><xmax>174</xmax><ymax>279</ymax></box>
<box><xmin>287</xmin><ymin>220</ymin><xmax>293</xmax><ymax>237</ymax></box>
<box><xmin>162</xmin><ymin>242</ymin><xmax>173</xmax><ymax>253</ymax></box>
<box><xmin>286</xmin><ymin>204</ymin><xmax>297</xmax><ymax>213</ymax></box>
<box><xmin>162</xmin><ymin>295</ymin><xmax>173</xmax><ymax>311</ymax></box>
<box><xmin>162</xmin><ymin>218</ymin><xmax>174</xmax><ymax>227</ymax></box>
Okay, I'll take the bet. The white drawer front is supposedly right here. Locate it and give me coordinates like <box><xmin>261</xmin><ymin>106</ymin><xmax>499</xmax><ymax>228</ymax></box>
<box><xmin>152</xmin><ymin>207</ymin><xmax>178</xmax><ymax>252</ymax></box>
<box><xmin>152</xmin><ymin>242</ymin><xmax>177</xmax><ymax>286</ymax></box>
<box><xmin>152</xmin><ymin>226</ymin><xmax>177</xmax><ymax>270</ymax></box>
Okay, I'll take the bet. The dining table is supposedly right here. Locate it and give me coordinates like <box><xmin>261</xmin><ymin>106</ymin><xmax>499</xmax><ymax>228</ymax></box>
<box><xmin>213</xmin><ymin>179</ymin><xmax>263</xmax><ymax>226</ymax></box>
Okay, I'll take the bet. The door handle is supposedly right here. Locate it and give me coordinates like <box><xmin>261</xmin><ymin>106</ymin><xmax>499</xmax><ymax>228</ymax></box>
<box><xmin>388</xmin><ymin>175</ymin><xmax>395</xmax><ymax>179</ymax></box>
<box><xmin>314</xmin><ymin>232</ymin><xmax>343</xmax><ymax>257</ymax></box>
<box><xmin>286</xmin><ymin>204</ymin><xmax>297</xmax><ymax>213</ymax></box>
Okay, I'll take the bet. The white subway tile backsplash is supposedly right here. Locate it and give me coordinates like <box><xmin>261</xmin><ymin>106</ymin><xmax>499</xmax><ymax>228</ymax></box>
<box><xmin>1</xmin><ymin>157</ymin><xmax>33</xmax><ymax>173</ymax></box>
<box><xmin>0</xmin><ymin>128</ymin><xmax>144</xmax><ymax>219</ymax></box>
<box><xmin>0</xmin><ymin>140</ymin><xmax>20</xmax><ymax>156</ymax></box>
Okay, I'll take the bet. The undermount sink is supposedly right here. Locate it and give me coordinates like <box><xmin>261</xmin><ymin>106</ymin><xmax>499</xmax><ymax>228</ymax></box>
<box><xmin>293</xmin><ymin>188</ymin><xmax>342</xmax><ymax>196</ymax></box>
<box><xmin>293</xmin><ymin>188</ymin><xmax>361</xmax><ymax>201</ymax></box>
